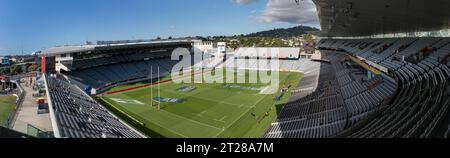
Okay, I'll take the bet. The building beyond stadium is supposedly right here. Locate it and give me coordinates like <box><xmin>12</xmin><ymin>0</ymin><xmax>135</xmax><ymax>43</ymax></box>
<box><xmin>22</xmin><ymin>0</ymin><xmax>450</xmax><ymax>138</ymax></box>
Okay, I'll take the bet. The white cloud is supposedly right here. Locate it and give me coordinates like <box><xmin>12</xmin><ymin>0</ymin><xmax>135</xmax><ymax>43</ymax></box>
<box><xmin>255</xmin><ymin>0</ymin><xmax>320</xmax><ymax>27</ymax></box>
<box><xmin>231</xmin><ymin>0</ymin><xmax>259</xmax><ymax>5</ymax></box>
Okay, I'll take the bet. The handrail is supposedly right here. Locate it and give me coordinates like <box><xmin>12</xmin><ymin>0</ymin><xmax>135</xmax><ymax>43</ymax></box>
<box><xmin>6</xmin><ymin>81</ymin><xmax>26</xmax><ymax>129</ymax></box>
<box><xmin>43</xmin><ymin>74</ymin><xmax>61</xmax><ymax>138</ymax></box>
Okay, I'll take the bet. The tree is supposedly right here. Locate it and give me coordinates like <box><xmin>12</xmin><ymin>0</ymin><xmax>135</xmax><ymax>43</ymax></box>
<box><xmin>303</xmin><ymin>34</ymin><xmax>315</xmax><ymax>43</ymax></box>
<box><xmin>10</xmin><ymin>65</ymin><xmax>22</xmax><ymax>75</ymax></box>
<box><xmin>0</xmin><ymin>67</ymin><xmax>10</xmax><ymax>74</ymax></box>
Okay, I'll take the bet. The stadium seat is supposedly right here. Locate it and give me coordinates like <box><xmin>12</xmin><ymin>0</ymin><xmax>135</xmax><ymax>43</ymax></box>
<box><xmin>46</xmin><ymin>74</ymin><xmax>143</xmax><ymax>138</ymax></box>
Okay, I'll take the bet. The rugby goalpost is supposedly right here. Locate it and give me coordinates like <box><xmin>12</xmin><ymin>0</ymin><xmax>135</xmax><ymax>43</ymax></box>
<box><xmin>150</xmin><ymin>63</ymin><xmax>198</xmax><ymax>111</ymax></box>
<box><xmin>150</xmin><ymin>66</ymin><xmax>161</xmax><ymax>111</ymax></box>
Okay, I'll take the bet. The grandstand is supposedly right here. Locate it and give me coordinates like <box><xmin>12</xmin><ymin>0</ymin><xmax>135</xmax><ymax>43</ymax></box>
<box><xmin>28</xmin><ymin>0</ymin><xmax>450</xmax><ymax>138</ymax></box>
<box><xmin>39</xmin><ymin>38</ymin><xmax>450</xmax><ymax>138</ymax></box>
<box><xmin>316</xmin><ymin>38</ymin><xmax>450</xmax><ymax>138</ymax></box>
<box><xmin>262</xmin><ymin>0</ymin><xmax>450</xmax><ymax>138</ymax></box>
<box><xmin>40</xmin><ymin>40</ymin><xmax>195</xmax><ymax>138</ymax></box>
<box><xmin>40</xmin><ymin>38</ymin><xmax>450</xmax><ymax>138</ymax></box>
<box><xmin>40</xmin><ymin>37</ymin><xmax>450</xmax><ymax>138</ymax></box>
<box><xmin>39</xmin><ymin>39</ymin><xmax>317</xmax><ymax>137</ymax></box>
<box><xmin>46</xmin><ymin>74</ymin><xmax>144</xmax><ymax>138</ymax></box>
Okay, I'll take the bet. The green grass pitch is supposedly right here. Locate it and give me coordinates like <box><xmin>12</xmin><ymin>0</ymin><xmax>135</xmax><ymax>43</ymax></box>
<box><xmin>0</xmin><ymin>96</ymin><xmax>17</xmax><ymax>127</ymax></box>
<box><xmin>99</xmin><ymin>69</ymin><xmax>303</xmax><ymax>138</ymax></box>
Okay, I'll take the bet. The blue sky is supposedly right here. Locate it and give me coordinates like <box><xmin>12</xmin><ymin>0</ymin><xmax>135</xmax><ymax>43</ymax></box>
<box><xmin>0</xmin><ymin>0</ymin><xmax>319</xmax><ymax>55</ymax></box>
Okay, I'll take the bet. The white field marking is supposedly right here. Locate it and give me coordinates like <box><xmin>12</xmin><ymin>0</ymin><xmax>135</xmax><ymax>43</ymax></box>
<box><xmin>120</xmin><ymin>94</ymin><xmax>156</xmax><ymax>107</ymax></box>
<box><xmin>158</xmin><ymin>110</ymin><xmax>223</xmax><ymax>131</ymax></box>
<box><xmin>114</xmin><ymin>92</ymin><xmax>220</xmax><ymax>138</ymax></box>
<box><xmin>142</xmin><ymin>115</ymin><xmax>189</xmax><ymax>138</ymax></box>
<box><xmin>195</xmin><ymin>111</ymin><xmax>207</xmax><ymax>120</ymax></box>
<box><xmin>214</xmin><ymin>118</ymin><xmax>226</xmax><ymax>123</ymax></box>
<box><xmin>213</xmin><ymin>115</ymin><xmax>227</xmax><ymax>123</ymax></box>
<box><xmin>259</xmin><ymin>86</ymin><xmax>270</xmax><ymax>94</ymax></box>
<box><xmin>101</xmin><ymin>97</ymin><xmax>143</xmax><ymax>126</ymax></box>
<box><xmin>103</xmin><ymin>97</ymin><xmax>188</xmax><ymax>138</ymax></box>
<box><xmin>108</xmin><ymin>95</ymin><xmax>201</xmax><ymax>138</ymax></box>
<box><xmin>260</xmin><ymin>85</ymin><xmax>279</xmax><ymax>94</ymax></box>
<box><xmin>109</xmin><ymin>97</ymin><xmax>145</xmax><ymax>105</ymax></box>
<box><xmin>105</xmin><ymin>69</ymin><xmax>213</xmax><ymax>96</ymax></box>
<box><xmin>214</xmin><ymin>128</ymin><xmax>226</xmax><ymax>138</ymax></box>
<box><xmin>124</xmin><ymin>81</ymin><xmax>255</xmax><ymax>134</ymax></box>
<box><xmin>112</xmin><ymin>74</ymin><xmax>266</xmax><ymax>137</ymax></box>
<box><xmin>213</xmin><ymin>95</ymin><xmax>265</xmax><ymax>137</ymax></box>
<box><xmin>218</xmin><ymin>116</ymin><xmax>228</xmax><ymax>122</ymax></box>
<box><xmin>196</xmin><ymin>112</ymin><xmax>204</xmax><ymax>118</ymax></box>
<box><xmin>160</xmin><ymin>88</ymin><xmax>247</xmax><ymax>108</ymax></box>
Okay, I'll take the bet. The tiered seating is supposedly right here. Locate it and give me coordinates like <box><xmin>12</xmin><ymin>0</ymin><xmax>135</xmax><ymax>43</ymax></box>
<box><xmin>67</xmin><ymin>58</ymin><xmax>176</xmax><ymax>91</ymax></box>
<box><xmin>332</xmin><ymin>56</ymin><xmax>397</xmax><ymax>126</ymax></box>
<box><xmin>319</xmin><ymin>37</ymin><xmax>450</xmax><ymax>138</ymax></box>
<box><xmin>70</xmin><ymin>51</ymin><xmax>169</xmax><ymax>70</ymax></box>
<box><xmin>379</xmin><ymin>38</ymin><xmax>442</xmax><ymax>70</ymax></box>
<box><xmin>392</xmin><ymin>38</ymin><xmax>441</xmax><ymax>59</ymax></box>
<box><xmin>320</xmin><ymin>38</ymin><xmax>450</xmax><ymax>70</ymax></box>
<box><xmin>368</xmin><ymin>38</ymin><xmax>416</xmax><ymax>63</ymax></box>
<box><xmin>264</xmin><ymin>52</ymin><xmax>399</xmax><ymax>138</ymax></box>
<box><xmin>348</xmin><ymin>60</ymin><xmax>449</xmax><ymax>138</ymax></box>
<box><xmin>265</xmin><ymin>80</ymin><xmax>347</xmax><ymax>138</ymax></box>
<box><xmin>219</xmin><ymin>58</ymin><xmax>321</xmax><ymax>72</ymax></box>
<box><xmin>46</xmin><ymin>74</ymin><xmax>142</xmax><ymax>138</ymax></box>
<box><xmin>428</xmin><ymin>41</ymin><xmax>450</xmax><ymax>63</ymax></box>
<box><xmin>265</xmin><ymin>59</ymin><xmax>347</xmax><ymax>138</ymax></box>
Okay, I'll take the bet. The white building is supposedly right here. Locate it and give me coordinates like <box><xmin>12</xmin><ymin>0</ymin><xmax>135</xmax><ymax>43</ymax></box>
<box><xmin>235</xmin><ymin>47</ymin><xmax>300</xmax><ymax>59</ymax></box>
<box><xmin>217</xmin><ymin>42</ymin><xmax>227</xmax><ymax>53</ymax></box>
<box><xmin>192</xmin><ymin>40</ymin><xmax>214</xmax><ymax>54</ymax></box>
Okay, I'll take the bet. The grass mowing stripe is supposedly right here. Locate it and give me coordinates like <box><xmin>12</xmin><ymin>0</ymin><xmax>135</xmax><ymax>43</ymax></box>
<box><xmin>120</xmin><ymin>86</ymin><xmax>245</xmax><ymax>130</ymax></box>
<box><xmin>157</xmin><ymin>110</ymin><xmax>223</xmax><ymax>131</ymax></box>
<box><xmin>104</xmin><ymin>69</ymin><xmax>214</xmax><ymax>96</ymax></box>
<box><xmin>155</xmin><ymin>87</ymin><xmax>249</xmax><ymax>108</ymax></box>
<box><xmin>0</xmin><ymin>96</ymin><xmax>17</xmax><ymax>127</ymax></box>
<box><xmin>153</xmin><ymin>89</ymin><xmax>247</xmax><ymax>131</ymax></box>
<box><xmin>108</xmin><ymin>93</ymin><xmax>223</xmax><ymax>136</ymax></box>
<box><xmin>101</xmin><ymin>97</ymin><xmax>189</xmax><ymax>138</ymax></box>
<box><xmin>99</xmin><ymin>97</ymin><xmax>144</xmax><ymax>125</ymax></box>
<box><xmin>214</xmin><ymin>95</ymin><xmax>266</xmax><ymax>137</ymax></box>
<box><xmin>99</xmin><ymin>70</ymin><xmax>303</xmax><ymax>138</ymax></box>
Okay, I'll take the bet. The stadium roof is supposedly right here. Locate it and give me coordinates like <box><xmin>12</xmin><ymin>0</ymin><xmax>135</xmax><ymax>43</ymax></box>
<box><xmin>43</xmin><ymin>40</ymin><xmax>192</xmax><ymax>56</ymax></box>
<box><xmin>313</xmin><ymin>0</ymin><xmax>450</xmax><ymax>37</ymax></box>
